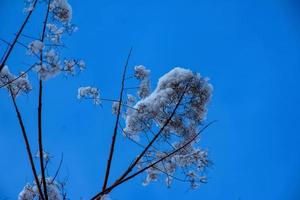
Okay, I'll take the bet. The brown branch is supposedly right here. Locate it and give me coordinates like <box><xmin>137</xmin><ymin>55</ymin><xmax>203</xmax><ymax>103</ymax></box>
<box><xmin>51</xmin><ymin>153</ymin><xmax>64</xmax><ymax>183</ymax></box>
<box><xmin>91</xmin><ymin>121</ymin><xmax>215</xmax><ymax>199</ymax></box>
<box><xmin>38</xmin><ymin>1</ymin><xmax>51</xmax><ymax>199</ymax></box>
<box><xmin>0</xmin><ymin>0</ymin><xmax>38</xmax><ymax>72</ymax></box>
<box><xmin>10</xmin><ymin>89</ymin><xmax>45</xmax><ymax>200</ymax></box>
<box><xmin>101</xmin><ymin>47</ymin><xmax>133</xmax><ymax>192</ymax></box>
<box><xmin>38</xmin><ymin>79</ymin><xmax>47</xmax><ymax>199</ymax></box>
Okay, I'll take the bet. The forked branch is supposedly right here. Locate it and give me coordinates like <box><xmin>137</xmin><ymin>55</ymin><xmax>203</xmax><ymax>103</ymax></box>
<box><xmin>113</xmin><ymin>87</ymin><xmax>187</xmax><ymax>185</ymax></box>
<box><xmin>101</xmin><ymin>48</ymin><xmax>133</xmax><ymax>192</ymax></box>
<box><xmin>91</xmin><ymin>121</ymin><xmax>215</xmax><ymax>199</ymax></box>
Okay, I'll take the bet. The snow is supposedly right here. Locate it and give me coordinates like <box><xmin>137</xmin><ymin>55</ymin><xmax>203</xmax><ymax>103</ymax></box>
<box><xmin>112</xmin><ymin>101</ymin><xmax>120</xmax><ymax>114</ymax></box>
<box><xmin>0</xmin><ymin>66</ymin><xmax>32</xmax><ymax>97</ymax></box>
<box><xmin>124</xmin><ymin>67</ymin><xmax>212</xmax><ymax>139</ymax></box>
<box><xmin>122</xmin><ymin>67</ymin><xmax>212</xmax><ymax>188</ymax></box>
<box><xmin>63</xmin><ymin>59</ymin><xmax>85</xmax><ymax>75</ymax></box>
<box><xmin>134</xmin><ymin>65</ymin><xmax>150</xmax><ymax>80</ymax></box>
<box><xmin>27</xmin><ymin>40</ymin><xmax>44</xmax><ymax>55</ymax></box>
<box><xmin>77</xmin><ymin>86</ymin><xmax>101</xmax><ymax>105</ymax></box>
<box><xmin>50</xmin><ymin>0</ymin><xmax>73</xmax><ymax>22</ymax></box>
<box><xmin>46</xmin><ymin>23</ymin><xmax>65</xmax><ymax>44</ymax></box>
<box><xmin>34</xmin><ymin>63</ymin><xmax>61</xmax><ymax>80</ymax></box>
<box><xmin>18</xmin><ymin>178</ymin><xmax>63</xmax><ymax>200</ymax></box>
<box><xmin>134</xmin><ymin>65</ymin><xmax>151</xmax><ymax>99</ymax></box>
<box><xmin>18</xmin><ymin>184</ymin><xmax>36</xmax><ymax>200</ymax></box>
<box><xmin>78</xmin><ymin>60</ymin><xmax>86</xmax><ymax>70</ymax></box>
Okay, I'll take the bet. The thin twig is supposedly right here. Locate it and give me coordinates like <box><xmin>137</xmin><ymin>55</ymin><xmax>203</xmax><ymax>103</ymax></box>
<box><xmin>20</xmin><ymin>33</ymin><xmax>40</xmax><ymax>40</ymax></box>
<box><xmin>0</xmin><ymin>0</ymin><xmax>38</xmax><ymax>72</ymax></box>
<box><xmin>52</xmin><ymin>153</ymin><xmax>64</xmax><ymax>183</ymax></box>
<box><xmin>101</xmin><ymin>47</ymin><xmax>133</xmax><ymax>192</ymax></box>
<box><xmin>124</xmin><ymin>86</ymin><xmax>139</xmax><ymax>90</ymax></box>
<box><xmin>0</xmin><ymin>38</ymin><xmax>11</xmax><ymax>46</ymax></box>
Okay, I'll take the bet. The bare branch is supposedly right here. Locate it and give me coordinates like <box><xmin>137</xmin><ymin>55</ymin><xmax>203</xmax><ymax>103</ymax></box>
<box><xmin>101</xmin><ymin>47</ymin><xmax>133</xmax><ymax>192</ymax></box>
<box><xmin>38</xmin><ymin>2</ymin><xmax>51</xmax><ymax>199</ymax></box>
<box><xmin>9</xmin><ymin>89</ymin><xmax>45</xmax><ymax>200</ymax></box>
<box><xmin>91</xmin><ymin>121</ymin><xmax>215</xmax><ymax>199</ymax></box>
<box><xmin>0</xmin><ymin>0</ymin><xmax>38</xmax><ymax>72</ymax></box>
<box><xmin>52</xmin><ymin>153</ymin><xmax>64</xmax><ymax>183</ymax></box>
<box><xmin>0</xmin><ymin>38</ymin><xmax>11</xmax><ymax>46</ymax></box>
<box><xmin>91</xmin><ymin>88</ymin><xmax>187</xmax><ymax>200</ymax></box>
<box><xmin>20</xmin><ymin>33</ymin><xmax>40</xmax><ymax>40</ymax></box>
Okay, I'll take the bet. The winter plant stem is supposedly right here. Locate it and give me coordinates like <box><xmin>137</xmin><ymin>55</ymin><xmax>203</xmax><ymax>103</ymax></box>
<box><xmin>38</xmin><ymin>79</ymin><xmax>47</xmax><ymax>200</ymax></box>
<box><xmin>92</xmin><ymin>87</ymin><xmax>187</xmax><ymax>200</ymax></box>
<box><xmin>38</xmin><ymin>1</ymin><xmax>51</xmax><ymax>199</ymax></box>
<box><xmin>10</xmin><ymin>90</ymin><xmax>45</xmax><ymax>200</ymax></box>
<box><xmin>91</xmin><ymin>121</ymin><xmax>215</xmax><ymax>200</ymax></box>
<box><xmin>101</xmin><ymin>48</ymin><xmax>133</xmax><ymax>192</ymax></box>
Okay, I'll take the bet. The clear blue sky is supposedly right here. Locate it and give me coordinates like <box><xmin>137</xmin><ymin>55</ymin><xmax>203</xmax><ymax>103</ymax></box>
<box><xmin>1</xmin><ymin>0</ymin><xmax>300</xmax><ymax>199</ymax></box>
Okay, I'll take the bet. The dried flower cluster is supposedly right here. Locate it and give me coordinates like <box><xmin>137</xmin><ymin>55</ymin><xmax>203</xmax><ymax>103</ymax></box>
<box><xmin>77</xmin><ymin>86</ymin><xmax>101</xmax><ymax>105</ymax></box>
<box><xmin>1</xmin><ymin>0</ymin><xmax>84</xmax><ymax>97</ymax></box>
<box><xmin>0</xmin><ymin>66</ymin><xmax>32</xmax><ymax>97</ymax></box>
<box><xmin>134</xmin><ymin>65</ymin><xmax>151</xmax><ymax>98</ymax></box>
<box><xmin>18</xmin><ymin>178</ymin><xmax>63</xmax><ymax>200</ymax></box>
<box><xmin>50</xmin><ymin>0</ymin><xmax>72</xmax><ymax>22</ymax></box>
<box><xmin>27</xmin><ymin>40</ymin><xmax>44</xmax><ymax>55</ymax></box>
<box><xmin>25</xmin><ymin>0</ymin><xmax>83</xmax><ymax>81</ymax></box>
<box><xmin>123</xmin><ymin>67</ymin><xmax>213</xmax><ymax>188</ymax></box>
<box><xmin>125</xmin><ymin>67</ymin><xmax>212</xmax><ymax>140</ymax></box>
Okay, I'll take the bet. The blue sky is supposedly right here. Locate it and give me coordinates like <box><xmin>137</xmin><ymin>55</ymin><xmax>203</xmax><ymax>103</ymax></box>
<box><xmin>1</xmin><ymin>0</ymin><xmax>300</xmax><ymax>199</ymax></box>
